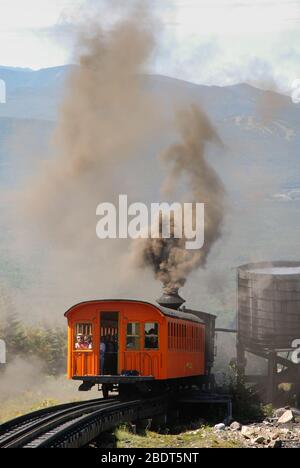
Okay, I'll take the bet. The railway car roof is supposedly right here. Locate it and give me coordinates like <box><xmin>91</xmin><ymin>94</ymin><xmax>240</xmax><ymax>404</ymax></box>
<box><xmin>64</xmin><ymin>299</ymin><xmax>204</xmax><ymax>324</ymax></box>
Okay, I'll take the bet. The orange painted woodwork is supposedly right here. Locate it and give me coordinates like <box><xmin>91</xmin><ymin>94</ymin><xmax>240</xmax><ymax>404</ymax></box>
<box><xmin>65</xmin><ymin>300</ymin><xmax>206</xmax><ymax>381</ymax></box>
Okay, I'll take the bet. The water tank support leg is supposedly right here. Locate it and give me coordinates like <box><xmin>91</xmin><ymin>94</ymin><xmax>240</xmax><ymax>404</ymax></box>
<box><xmin>267</xmin><ymin>352</ymin><xmax>277</xmax><ymax>404</ymax></box>
<box><xmin>236</xmin><ymin>340</ymin><xmax>246</xmax><ymax>377</ymax></box>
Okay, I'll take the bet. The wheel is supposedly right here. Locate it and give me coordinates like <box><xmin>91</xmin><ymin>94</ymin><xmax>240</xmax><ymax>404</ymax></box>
<box><xmin>102</xmin><ymin>384</ymin><xmax>109</xmax><ymax>399</ymax></box>
<box><xmin>119</xmin><ymin>383</ymin><xmax>135</xmax><ymax>399</ymax></box>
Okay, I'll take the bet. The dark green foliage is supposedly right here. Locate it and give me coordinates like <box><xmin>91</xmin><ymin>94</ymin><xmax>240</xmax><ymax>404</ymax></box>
<box><xmin>220</xmin><ymin>362</ymin><xmax>264</xmax><ymax>423</ymax></box>
<box><xmin>0</xmin><ymin>314</ymin><xmax>67</xmax><ymax>376</ymax></box>
<box><xmin>43</xmin><ymin>328</ymin><xmax>67</xmax><ymax>376</ymax></box>
<box><xmin>2</xmin><ymin>314</ymin><xmax>28</xmax><ymax>356</ymax></box>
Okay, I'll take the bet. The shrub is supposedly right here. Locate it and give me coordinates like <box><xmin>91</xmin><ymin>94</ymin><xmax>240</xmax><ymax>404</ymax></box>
<box><xmin>0</xmin><ymin>314</ymin><xmax>67</xmax><ymax>376</ymax></box>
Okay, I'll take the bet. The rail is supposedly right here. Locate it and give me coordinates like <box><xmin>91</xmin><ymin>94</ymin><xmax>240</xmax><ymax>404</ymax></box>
<box><xmin>0</xmin><ymin>396</ymin><xmax>168</xmax><ymax>448</ymax></box>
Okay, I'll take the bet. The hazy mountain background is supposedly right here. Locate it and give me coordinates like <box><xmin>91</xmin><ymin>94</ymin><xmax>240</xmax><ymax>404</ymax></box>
<box><xmin>0</xmin><ymin>65</ymin><xmax>300</xmax><ymax>328</ymax></box>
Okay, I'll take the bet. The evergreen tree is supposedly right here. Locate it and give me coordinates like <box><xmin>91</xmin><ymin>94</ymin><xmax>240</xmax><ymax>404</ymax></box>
<box><xmin>3</xmin><ymin>314</ymin><xmax>28</xmax><ymax>359</ymax></box>
<box><xmin>0</xmin><ymin>314</ymin><xmax>67</xmax><ymax>375</ymax></box>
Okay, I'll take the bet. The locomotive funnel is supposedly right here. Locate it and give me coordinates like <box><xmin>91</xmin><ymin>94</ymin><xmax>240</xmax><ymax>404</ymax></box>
<box><xmin>156</xmin><ymin>288</ymin><xmax>185</xmax><ymax>310</ymax></box>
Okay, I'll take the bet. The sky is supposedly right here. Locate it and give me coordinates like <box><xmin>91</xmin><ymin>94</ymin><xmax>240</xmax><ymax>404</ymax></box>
<box><xmin>0</xmin><ymin>0</ymin><xmax>300</xmax><ymax>91</ymax></box>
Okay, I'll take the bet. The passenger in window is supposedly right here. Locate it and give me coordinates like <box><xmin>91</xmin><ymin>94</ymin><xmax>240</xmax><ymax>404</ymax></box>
<box><xmin>126</xmin><ymin>340</ymin><xmax>135</xmax><ymax>349</ymax></box>
<box><xmin>75</xmin><ymin>334</ymin><xmax>86</xmax><ymax>349</ymax></box>
<box><xmin>145</xmin><ymin>328</ymin><xmax>158</xmax><ymax>349</ymax></box>
<box><xmin>144</xmin><ymin>329</ymin><xmax>152</xmax><ymax>348</ymax></box>
<box><xmin>149</xmin><ymin>336</ymin><xmax>158</xmax><ymax>348</ymax></box>
<box><xmin>84</xmin><ymin>335</ymin><xmax>93</xmax><ymax>349</ymax></box>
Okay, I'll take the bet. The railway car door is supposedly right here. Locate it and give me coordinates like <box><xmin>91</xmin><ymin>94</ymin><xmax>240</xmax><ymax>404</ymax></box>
<box><xmin>100</xmin><ymin>312</ymin><xmax>119</xmax><ymax>375</ymax></box>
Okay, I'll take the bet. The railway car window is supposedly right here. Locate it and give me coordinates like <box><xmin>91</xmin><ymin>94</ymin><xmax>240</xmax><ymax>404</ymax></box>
<box><xmin>180</xmin><ymin>324</ymin><xmax>183</xmax><ymax>350</ymax></box>
<box><xmin>144</xmin><ymin>323</ymin><xmax>159</xmax><ymax>349</ymax></box>
<box><xmin>181</xmin><ymin>324</ymin><xmax>183</xmax><ymax>350</ymax></box>
<box><xmin>171</xmin><ymin>323</ymin><xmax>174</xmax><ymax>350</ymax></box>
<box><xmin>74</xmin><ymin>323</ymin><xmax>93</xmax><ymax>350</ymax></box>
<box><xmin>169</xmin><ymin>322</ymin><xmax>175</xmax><ymax>350</ymax></box>
<box><xmin>198</xmin><ymin>327</ymin><xmax>202</xmax><ymax>352</ymax></box>
<box><xmin>183</xmin><ymin>325</ymin><xmax>186</xmax><ymax>351</ymax></box>
<box><xmin>186</xmin><ymin>326</ymin><xmax>189</xmax><ymax>352</ymax></box>
<box><xmin>169</xmin><ymin>323</ymin><xmax>172</xmax><ymax>350</ymax></box>
<box><xmin>126</xmin><ymin>323</ymin><xmax>140</xmax><ymax>350</ymax></box>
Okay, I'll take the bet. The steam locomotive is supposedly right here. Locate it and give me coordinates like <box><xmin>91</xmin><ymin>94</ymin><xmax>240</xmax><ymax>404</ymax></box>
<box><xmin>65</xmin><ymin>290</ymin><xmax>216</xmax><ymax>398</ymax></box>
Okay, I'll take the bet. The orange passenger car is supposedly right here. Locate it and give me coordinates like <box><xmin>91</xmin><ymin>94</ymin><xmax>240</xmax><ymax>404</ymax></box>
<box><xmin>65</xmin><ymin>299</ymin><xmax>208</xmax><ymax>395</ymax></box>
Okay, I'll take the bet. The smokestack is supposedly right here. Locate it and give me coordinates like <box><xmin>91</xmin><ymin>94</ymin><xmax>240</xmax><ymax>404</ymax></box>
<box><xmin>156</xmin><ymin>287</ymin><xmax>185</xmax><ymax>310</ymax></box>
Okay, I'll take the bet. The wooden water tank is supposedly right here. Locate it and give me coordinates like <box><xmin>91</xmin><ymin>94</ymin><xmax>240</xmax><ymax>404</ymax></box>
<box><xmin>238</xmin><ymin>261</ymin><xmax>300</xmax><ymax>349</ymax></box>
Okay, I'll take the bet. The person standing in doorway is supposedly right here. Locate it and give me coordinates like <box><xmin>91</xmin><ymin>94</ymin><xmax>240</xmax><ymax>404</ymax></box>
<box><xmin>100</xmin><ymin>338</ymin><xmax>106</xmax><ymax>374</ymax></box>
